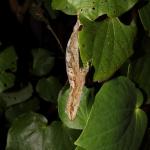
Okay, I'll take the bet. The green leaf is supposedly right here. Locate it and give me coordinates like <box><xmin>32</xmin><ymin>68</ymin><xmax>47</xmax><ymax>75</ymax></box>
<box><xmin>75</xmin><ymin>76</ymin><xmax>147</xmax><ymax>150</ymax></box>
<box><xmin>0</xmin><ymin>83</ymin><xmax>33</xmax><ymax>108</ymax></box>
<box><xmin>0</xmin><ymin>46</ymin><xmax>17</xmax><ymax>72</ymax></box>
<box><xmin>0</xmin><ymin>47</ymin><xmax>17</xmax><ymax>92</ymax></box>
<box><xmin>75</xmin><ymin>147</ymin><xmax>85</xmax><ymax>150</ymax></box>
<box><xmin>32</xmin><ymin>48</ymin><xmax>55</xmax><ymax>76</ymax></box>
<box><xmin>51</xmin><ymin>0</ymin><xmax>76</xmax><ymax>15</ymax></box>
<box><xmin>129</xmin><ymin>54</ymin><xmax>150</xmax><ymax>104</ymax></box>
<box><xmin>52</xmin><ymin>0</ymin><xmax>138</xmax><ymax>20</ymax></box>
<box><xmin>0</xmin><ymin>73</ymin><xmax>15</xmax><ymax>93</ymax></box>
<box><xmin>58</xmin><ymin>86</ymin><xmax>93</xmax><ymax>129</ymax></box>
<box><xmin>36</xmin><ymin>76</ymin><xmax>62</xmax><ymax>103</ymax></box>
<box><xmin>79</xmin><ymin>17</ymin><xmax>136</xmax><ymax>81</ymax></box>
<box><xmin>139</xmin><ymin>1</ymin><xmax>150</xmax><ymax>36</ymax></box>
<box><xmin>6</xmin><ymin>112</ymin><xmax>80</xmax><ymax>150</ymax></box>
<box><xmin>5</xmin><ymin>97</ymin><xmax>40</xmax><ymax>123</ymax></box>
<box><xmin>44</xmin><ymin>122</ymin><xmax>80</xmax><ymax>150</ymax></box>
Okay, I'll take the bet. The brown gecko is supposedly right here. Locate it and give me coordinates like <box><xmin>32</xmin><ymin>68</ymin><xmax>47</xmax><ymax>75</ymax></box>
<box><xmin>66</xmin><ymin>19</ymin><xmax>89</xmax><ymax>120</ymax></box>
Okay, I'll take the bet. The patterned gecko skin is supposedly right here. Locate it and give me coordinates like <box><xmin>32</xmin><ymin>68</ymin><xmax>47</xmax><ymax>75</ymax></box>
<box><xmin>66</xmin><ymin>19</ymin><xmax>89</xmax><ymax>120</ymax></box>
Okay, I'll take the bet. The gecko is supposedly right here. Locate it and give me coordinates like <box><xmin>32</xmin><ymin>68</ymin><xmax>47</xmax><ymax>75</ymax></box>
<box><xmin>66</xmin><ymin>19</ymin><xmax>89</xmax><ymax>120</ymax></box>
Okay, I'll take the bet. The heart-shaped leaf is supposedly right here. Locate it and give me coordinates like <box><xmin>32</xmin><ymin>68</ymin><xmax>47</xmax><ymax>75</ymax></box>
<box><xmin>58</xmin><ymin>86</ymin><xmax>93</xmax><ymax>129</ymax></box>
<box><xmin>6</xmin><ymin>112</ymin><xmax>80</xmax><ymax>150</ymax></box>
<box><xmin>52</xmin><ymin>0</ymin><xmax>138</xmax><ymax>20</ymax></box>
<box><xmin>36</xmin><ymin>76</ymin><xmax>62</xmax><ymax>103</ymax></box>
<box><xmin>129</xmin><ymin>54</ymin><xmax>150</xmax><ymax>104</ymax></box>
<box><xmin>79</xmin><ymin>17</ymin><xmax>136</xmax><ymax>81</ymax></box>
<box><xmin>139</xmin><ymin>1</ymin><xmax>150</xmax><ymax>36</ymax></box>
<box><xmin>0</xmin><ymin>46</ymin><xmax>17</xmax><ymax>72</ymax></box>
<box><xmin>32</xmin><ymin>48</ymin><xmax>55</xmax><ymax>76</ymax></box>
<box><xmin>51</xmin><ymin>0</ymin><xmax>76</xmax><ymax>15</ymax></box>
<box><xmin>0</xmin><ymin>73</ymin><xmax>15</xmax><ymax>93</ymax></box>
<box><xmin>0</xmin><ymin>47</ymin><xmax>17</xmax><ymax>92</ymax></box>
<box><xmin>75</xmin><ymin>76</ymin><xmax>147</xmax><ymax>150</ymax></box>
<box><xmin>5</xmin><ymin>97</ymin><xmax>40</xmax><ymax>123</ymax></box>
<box><xmin>0</xmin><ymin>83</ymin><xmax>33</xmax><ymax>108</ymax></box>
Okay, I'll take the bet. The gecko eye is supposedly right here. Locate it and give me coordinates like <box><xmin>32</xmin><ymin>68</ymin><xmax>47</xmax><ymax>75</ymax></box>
<box><xmin>78</xmin><ymin>25</ymin><xmax>83</xmax><ymax>31</ymax></box>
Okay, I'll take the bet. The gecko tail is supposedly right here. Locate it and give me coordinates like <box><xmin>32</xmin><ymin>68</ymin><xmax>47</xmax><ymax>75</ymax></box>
<box><xmin>66</xmin><ymin>95</ymin><xmax>80</xmax><ymax>121</ymax></box>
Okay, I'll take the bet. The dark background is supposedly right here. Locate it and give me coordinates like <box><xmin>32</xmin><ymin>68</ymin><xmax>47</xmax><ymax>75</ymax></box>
<box><xmin>0</xmin><ymin>0</ymin><xmax>76</xmax><ymax>149</ymax></box>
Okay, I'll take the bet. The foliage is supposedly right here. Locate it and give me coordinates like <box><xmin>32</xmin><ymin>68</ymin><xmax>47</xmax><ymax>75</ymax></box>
<box><xmin>75</xmin><ymin>77</ymin><xmax>147</xmax><ymax>150</ymax></box>
<box><xmin>0</xmin><ymin>0</ymin><xmax>150</xmax><ymax>150</ymax></box>
<box><xmin>0</xmin><ymin>47</ymin><xmax>17</xmax><ymax>92</ymax></box>
<box><xmin>79</xmin><ymin>16</ymin><xmax>136</xmax><ymax>81</ymax></box>
<box><xmin>6</xmin><ymin>112</ymin><xmax>80</xmax><ymax>150</ymax></box>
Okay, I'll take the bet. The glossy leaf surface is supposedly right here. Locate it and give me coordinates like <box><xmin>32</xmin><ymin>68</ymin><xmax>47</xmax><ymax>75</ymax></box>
<box><xmin>58</xmin><ymin>86</ymin><xmax>93</xmax><ymax>129</ymax></box>
<box><xmin>139</xmin><ymin>1</ymin><xmax>150</xmax><ymax>36</ymax></box>
<box><xmin>32</xmin><ymin>48</ymin><xmax>55</xmax><ymax>76</ymax></box>
<box><xmin>52</xmin><ymin>0</ymin><xmax>138</xmax><ymax>20</ymax></box>
<box><xmin>36</xmin><ymin>76</ymin><xmax>62</xmax><ymax>103</ymax></box>
<box><xmin>129</xmin><ymin>54</ymin><xmax>150</xmax><ymax>104</ymax></box>
<box><xmin>76</xmin><ymin>77</ymin><xmax>147</xmax><ymax>150</ymax></box>
<box><xmin>6</xmin><ymin>112</ymin><xmax>80</xmax><ymax>150</ymax></box>
<box><xmin>79</xmin><ymin>17</ymin><xmax>136</xmax><ymax>81</ymax></box>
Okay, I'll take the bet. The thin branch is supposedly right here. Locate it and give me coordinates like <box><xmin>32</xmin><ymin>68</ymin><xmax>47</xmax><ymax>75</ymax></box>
<box><xmin>47</xmin><ymin>24</ymin><xmax>64</xmax><ymax>54</ymax></box>
<box><xmin>30</xmin><ymin>2</ymin><xmax>65</xmax><ymax>54</ymax></box>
